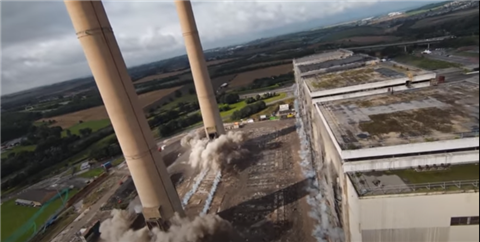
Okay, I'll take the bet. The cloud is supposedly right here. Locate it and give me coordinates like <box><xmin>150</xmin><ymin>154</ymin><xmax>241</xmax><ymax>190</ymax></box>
<box><xmin>1</xmin><ymin>0</ymin><xmax>428</xmax><ymax>95</ymax></box>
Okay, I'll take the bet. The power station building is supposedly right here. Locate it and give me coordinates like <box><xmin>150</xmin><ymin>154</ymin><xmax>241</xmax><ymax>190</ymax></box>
<box><xmin>294</xmin><ymin>50</ymin><xmax>479</xmax><ymax>242</ymax></box>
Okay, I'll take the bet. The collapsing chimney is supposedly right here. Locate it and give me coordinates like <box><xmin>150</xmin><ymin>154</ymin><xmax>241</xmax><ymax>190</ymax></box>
<box><xmin>64</xmin><ymin>0</ymin><xmax>184</xmax><ymax>230</ymax></box>
<box><xmin>175</xmin><ymin>0</ymin><xmax>225</xmax><ymax>139</ymax></box>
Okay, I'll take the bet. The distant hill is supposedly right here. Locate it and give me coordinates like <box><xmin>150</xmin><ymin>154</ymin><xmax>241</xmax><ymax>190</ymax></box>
<box><xmin>406</xmin><ymin>1</ymin><xmax>452</xmax><ymax>13</ymax></box>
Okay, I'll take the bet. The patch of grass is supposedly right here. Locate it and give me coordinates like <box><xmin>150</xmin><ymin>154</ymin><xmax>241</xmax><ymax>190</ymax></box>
<box><xmin>220</xmin><ymin>101</ymin><xmax>248</xmax><ymax>118</ymax></box>
<box><xmin>359</xmin><ymin>107</ymin><xmax>456</xmax><ymax>137</ymax></box>
<box><xmin>62</xmin><ymin>119</ymin><xmax>111</xmax><ymax>137</ymax></box>
<box><xmin>1</xmin><ymin>189</ymin><xmax>79</xmax><ymax>242</ymax></box>
<box><xmin>160</xmin><ymin>95</ymin><xmax>198</xmax><ymax>111</ymax></box>
<box><xmin>395</xmin><ymin>55</ymin><xmax>460</xmax><ymax>70</ymax></box>
<box><xmin>79</xmin><ymin>167</ymin><xmax>104</xmax><ymax>178</ymax></box>
<box><xmin>263</xmin><ymin>93</ymin><xmax>288</xmax><ymax>103</ymax></box>
<box><xmin>322</xmin><ymin>27</ymin><xmax>383</xmax><ymax>42</ymax></box>
<box><xmin>112</xmin><ymin>157</ymin><xmax>125</xmax><ymax>167</ymax></box>
<box><xmin>454</xmin><ymin>52</ymin><xmax>480</xmax><ymax>58</ymax></box>
<box><xmin>387</xmin><ymin>163</ymin><xmax>479</xmax><ymax>184</ymax></box>
<box><xmin>1</xmin><ymin>145</ymin><xmax>37</xmax><ymax>159</ymax></box>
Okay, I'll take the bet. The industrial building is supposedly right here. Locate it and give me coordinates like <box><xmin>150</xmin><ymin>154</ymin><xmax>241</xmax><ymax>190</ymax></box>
<box><xmin>294</xmin><ymin>50</ymin><xmax>479</xmax><ymax>242</ymax></box>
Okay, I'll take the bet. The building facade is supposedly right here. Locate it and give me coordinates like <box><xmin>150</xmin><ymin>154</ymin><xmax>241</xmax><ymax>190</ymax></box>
<box><xmin>294</xmin><ymin>50</ymin><xmax>480</xmax><ymax>242</ymax></box>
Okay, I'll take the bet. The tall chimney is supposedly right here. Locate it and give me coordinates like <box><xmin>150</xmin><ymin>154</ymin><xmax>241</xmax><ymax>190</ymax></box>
<box><xmin>64</xmin><ymin>0</ymin><xmax>184</xmax><ymax>229</ymax></box>
<box><xmin>175</xmin><ymin>0</ymin><xmax>225</xmax><ymax>138</ymax></box>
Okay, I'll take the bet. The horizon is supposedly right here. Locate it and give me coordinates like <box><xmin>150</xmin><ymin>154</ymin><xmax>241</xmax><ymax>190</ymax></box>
<box><xmin>1</xmin><ymin>0</ymin><xmax>441</xmax><ymax>97</ymax></box>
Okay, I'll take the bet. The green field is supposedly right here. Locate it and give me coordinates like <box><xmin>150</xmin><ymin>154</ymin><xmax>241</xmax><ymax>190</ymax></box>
<box><xmin>160</xmin><ymin>94</ymin><xmax>198</xmax><ymax>111</ymax></box>
<box><xmin>263</xmin><ymin>93</ymin><xmax>287</xmax><ymax>103</ymax></box>
<box><xmin>220</xmin><ymin>101</ymin><xmax>248</xmax><ymax>118</ymax></box>
<box><xmin>395</xmin><ymin>55</ymin><xmax>460</xmax><ymax>70</ymax></box>
<box><xmin>1</xmin><ymin>145</ymin><xmax>37</xmax><ymax>159</ymax></box>
<box><xmin>322</xmin><ymin>27</ymin><xmax>383</xmax><ymax>42</ymax></box>
<box><xmin>1</xmin><ymin>190</ymin><xmax>78</xmax><ymax>242</ymax></box>
<box><xmin>79</xmin><ymin>167</ymin><xmax>104</xmax><ymax>178</ymax></box>
<box><xmin>62</xmin><ymin>119</ymin><xmax>111</xmax><ymax>137</ymax></box>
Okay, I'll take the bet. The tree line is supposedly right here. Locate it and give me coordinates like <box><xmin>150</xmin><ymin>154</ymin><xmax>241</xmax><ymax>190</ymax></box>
<box><xmin>1</xmin><ymin>124</ymin><xmax>115</xmax><ymax>190</ymax></box>
<box><xmin>231</xmin><ymin>101</ymin><xmax>267</xmax><ymax>120</ymax></box>
<box><xmin>237</xmin><ymin>73</ymin><xmax>294</xmax><ymax>92</ymax></box>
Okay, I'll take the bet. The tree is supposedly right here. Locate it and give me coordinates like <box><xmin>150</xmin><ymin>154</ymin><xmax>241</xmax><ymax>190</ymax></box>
<box><xmin>175</xmin><ymin>90</ymin><xmax>183</xmax><ymax>98</ymax></box>
<box><xmin>255</xmin><ymin>94</ymin><xmax>262</xmax><ymax>101</ymax></box>
<box><xmin>79</xmin><ymin>120</ymin><xmax>84</xmax><ymax>124</ymax></box>
<box><xmin>79</xmin><ymin>128</ymin><xmax>93</xmax><ymax>137</ymax></box>
<box><xmin>66</xmin><ymin>129</ymin><xmax>72</xmax><ymax>137</ymax></box>
<box><xmin>188</xmin><ymin>88</ymin><xmax>196</xmax><ymax>95</ymax></box>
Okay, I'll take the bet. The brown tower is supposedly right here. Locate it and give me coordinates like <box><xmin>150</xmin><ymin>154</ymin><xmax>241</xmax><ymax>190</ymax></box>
<box><xmin>63</xmin><ymin>0</ymin><xmax>184</xmax><ymax>229</ymax></box>
<box><xmin>175</xmin><ymin>0</ymin><xmax>225</xmax><ymax>139</ymax></box>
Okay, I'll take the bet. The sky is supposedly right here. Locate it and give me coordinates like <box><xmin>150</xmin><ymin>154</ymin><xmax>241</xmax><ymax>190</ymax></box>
<box><xmin>1</xmin><ymin>0</ymin><xmax>435</xmax><ymax>95</ymax></box>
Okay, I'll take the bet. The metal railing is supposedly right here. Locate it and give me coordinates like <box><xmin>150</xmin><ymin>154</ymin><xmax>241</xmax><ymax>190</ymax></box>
<box><xmin>357</xmin><ymin>179</ymin><xmax>479</xmax><ymax>196</ymax></box>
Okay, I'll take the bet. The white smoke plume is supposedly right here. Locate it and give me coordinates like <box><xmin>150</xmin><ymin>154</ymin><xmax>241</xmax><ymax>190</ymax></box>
<box><xmin>294</xmin><ymin>95</ymin><xmax>345</xmax><ymax>242</ymax></box>
<box><xmin>181</xmin><ymin>131</ymin><xmax>249</xmax><ymax>172</ymax></box>
<box><xmin>99</xmin><ymin>209</ymin><xmax>237</xmax><ymax>242</ymax></box>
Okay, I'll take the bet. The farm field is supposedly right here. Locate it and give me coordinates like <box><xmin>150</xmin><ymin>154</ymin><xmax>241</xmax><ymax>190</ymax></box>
<box><xmin>1</xmin><ymin>145</ymin><xmax>37</xmax><ymax>159</ymax></box>
<box><xmin>395</xmin><ymin>55</ymin><xmax>460</xmax><ymax>70</ymax></box>
<box><xmin>134</xmin><ymin>58</ymin><xmax>236</xmax><ymax>84</ymax></box>
<box><xmin>411</xmin><ymin>8</ymin><xmax>479</xmax><ymax>29</ymax></box>
<box><xmin>62</xmin><ymin>119</ymin><xmax>111</xmax><ymax>137</ymax></box>
<box><xmin>42</xmin><ymin>87</ymin><xmax>182</xmax><ymax>128</ymax></box>
<box><xmin>337</xmin><ymin>35</ymin><xmax>401</xmax><ymax>45</ymax></box>
<box><xmin>229</xmin><ymin>64</ymin><xmax>293</xmax><ymax>88</ymax></box>
<box><xmin>1</xmin><ymin>189</ymin><xmax>79</xmax><ymax>242</ymax></box>
<box><xmin>135</xmin><ymin>70</ymin><xmax>189</xmax><ymax>84</ymax></box>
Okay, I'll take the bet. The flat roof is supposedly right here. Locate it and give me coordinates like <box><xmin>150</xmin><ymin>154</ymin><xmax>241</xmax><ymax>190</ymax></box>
<box><xmin>294</xmin><ymin>49</ymin><xmax>353</xmax><ymax>65</ymax></box>
<box><xmin>298</xmin><ymin>55</ymin><xmax>377</xmax><ymax>74</ymax></box>
<box><xmin>349</xmin><ymin>163</ymin><xmax>479</xmax><ymax>196</ymax></box>
<box><xmin>318</xmin><ymin>77</ymin><xmax>480</xmax><ymax>150</ymax></box>
<box><xmin>17</xmin><ymin>189</ymin><xmax>57</xmax><ymax>204</ymax></box>
<box><xmin>305</xmin><ymin>61</ymin><xmax>431</xmax><ymax>92</ymax></box>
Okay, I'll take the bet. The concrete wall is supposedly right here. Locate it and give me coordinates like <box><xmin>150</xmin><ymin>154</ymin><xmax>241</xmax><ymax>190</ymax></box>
<box><xmin>349</xmin><ymin>187</ymin><xmax>480</xmax><ymax>242</ymax></box>
<box><xmin>343</xmin><ymin>150</ymin><xmax>479</xmax><ymax>173</ymax></box>
<box><xmin>341</xmin><ymin>137</ymin><xmax>480</xmax><ymax>160</ymax></box>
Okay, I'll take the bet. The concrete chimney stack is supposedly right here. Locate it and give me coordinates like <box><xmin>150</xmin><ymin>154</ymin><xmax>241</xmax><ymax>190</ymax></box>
<box><xmin>175</xmin><ymin>0</ymin><xmax>225</xmax><ymax>138</ymax></box>
<box><xmin>64</xmin><ymin>0</ymin><xmax>184</xmax><ymax>229</ymax></box>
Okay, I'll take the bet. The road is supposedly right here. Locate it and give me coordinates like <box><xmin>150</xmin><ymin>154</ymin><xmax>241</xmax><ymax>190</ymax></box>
<box><xmin>50</xmin><ymin>170</ymin><xmax>125</xmax><ymax>242</ymax></box>
<box><xmin>239</xmin><ymin>84</ymin><xmax>295</xmax><ymax>99</ymax></box>
<box><xmin>347</xmin><ymin>36</ymin><xmax>453</xmax><ymax>51</ymax></box>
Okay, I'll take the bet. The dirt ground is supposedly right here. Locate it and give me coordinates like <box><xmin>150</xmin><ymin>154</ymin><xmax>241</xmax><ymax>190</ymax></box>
<box><xmin>229</xmin><ymin>64</ymin><xmax>293</xmax><ymax>88</ymax></box>
<box><xmin>171</xmin><ymin>120</ymin><xmax>315</xmax><ymax>242</ymax></box>
<box><xmin>43</xmin><ymin>87</ymin><xmax>182</xmax><ymax>128</ymax></box>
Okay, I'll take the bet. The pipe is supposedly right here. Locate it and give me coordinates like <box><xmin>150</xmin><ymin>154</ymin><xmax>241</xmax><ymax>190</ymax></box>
<box><xmin>175</xmin><ymin>0</ymin><xmax>225</xmax><ymax>138</ymax></box>
<box><xmin>64</xmin><ymin>0</ymin><xmax>185</xmax><ymax>223</ymax></box>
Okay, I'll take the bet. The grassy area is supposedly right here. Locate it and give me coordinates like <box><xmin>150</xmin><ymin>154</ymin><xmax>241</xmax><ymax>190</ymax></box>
<box><xmin>220</xmin><ymin>101</ymin><xmax>248</xmax><ymax>118</ymax></box>
<box><xmin>112</xmin><ymin>156</ymin><xmax>125</xmax><ymax>166</ymax></box>
<box><xmin>263</xmin><ymin>93</ymin><xmax>287</xmax><ymax>103</ymax></box>
<box><xmin>1</xmin><ymin>189</ymin><xmax>79</xmax><ymax>242</ymax></box>
<box><xmin>1</xmin><ymin>145</ymin><xmax>37</xmax><ymax>159</ymax></box>
<box><xmin>395</xmin><ymin>55</ymin><xmax>460</xmax><ymax>70</ymax></box>
<box><xmin>454</xmin><ymin>52</ymin><xmax>480</xmax><ymax>58</ymax></box>
<box><xmin>160</xmin><ymin>95</ymin><xmax>198</xmax><ymax>111</ymax></box>
<box><xmin>385</xmin><ymin>163</ymin><xmax>479</xmax><ymax>184</ymax></box>
<box><xmin>323</xmin><ymin>27</ymin><xmax>383</xmax><ymax>42</ymax></box>
<box><xmin>62</xmin><ymin>119</ymin><xmax>111</xmax><ymax>137</ymax></box>
<box><xmin>250</xmin><ymin>98</ymin><xmax>295</xmax><ymax>120</ymax></box>
<box><xmin>79</xmin><ymin>167</ymin><xmax>104</xmax><ymax>178</ymax></box>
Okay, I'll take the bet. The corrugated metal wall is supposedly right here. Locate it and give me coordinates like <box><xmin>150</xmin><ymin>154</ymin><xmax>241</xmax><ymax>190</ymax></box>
<box><xmin>362</xmin><ymin>227</ymin><xmax>450</xmax><ymax>242</ymax></box>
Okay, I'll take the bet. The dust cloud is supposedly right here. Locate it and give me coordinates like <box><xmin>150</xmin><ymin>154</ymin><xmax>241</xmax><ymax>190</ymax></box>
<box><xmin>99</xmin><ymin>209</ymin><xmax>238</xmax><ymax>242</ymax></box>
<box><xmin>180</xmin><ymin>131</ymin><xmax>249</xmax><ymax>172</ymax></box>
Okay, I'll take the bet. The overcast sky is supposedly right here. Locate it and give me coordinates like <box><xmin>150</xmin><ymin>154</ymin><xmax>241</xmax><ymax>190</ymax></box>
<box><xmin>1</xmin><ymin>1</ymin><xmax>433</xmax><ymax>95</ymax></box>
